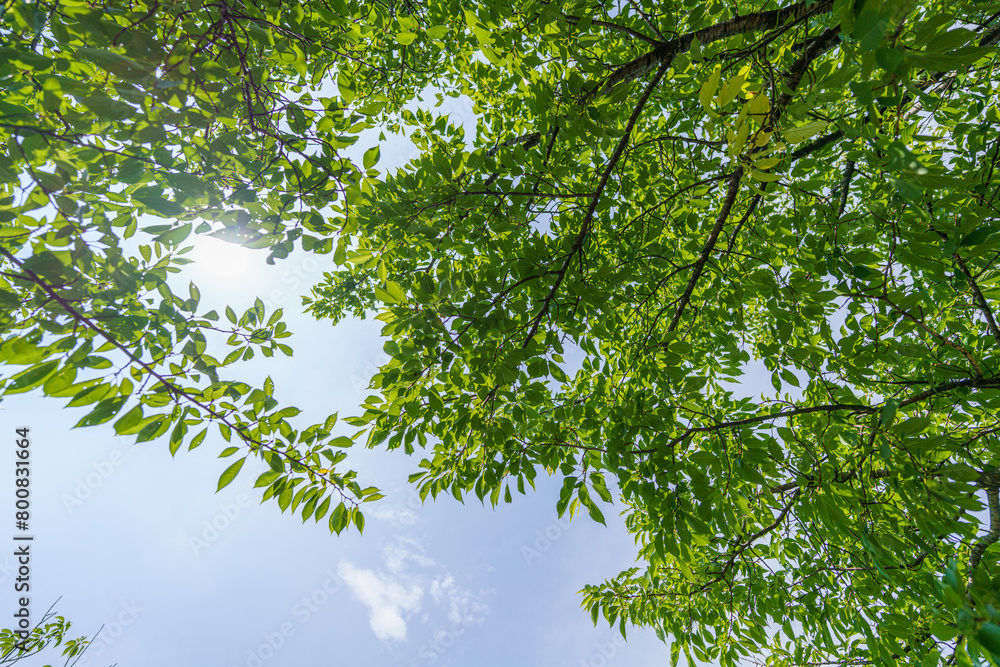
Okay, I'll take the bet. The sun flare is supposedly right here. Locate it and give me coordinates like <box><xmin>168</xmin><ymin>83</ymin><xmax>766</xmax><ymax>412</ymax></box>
<box><xmin>188</xmin><ymin>236</ymin><xmax>258</xmax><ymax>283</ymax></box>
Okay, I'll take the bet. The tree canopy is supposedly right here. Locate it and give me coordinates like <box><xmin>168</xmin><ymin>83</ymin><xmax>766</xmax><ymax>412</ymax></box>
<box><xmin>3</xmin><ymin>0</ymin><xmax>1000</xmax><ymax>664</ymax></box>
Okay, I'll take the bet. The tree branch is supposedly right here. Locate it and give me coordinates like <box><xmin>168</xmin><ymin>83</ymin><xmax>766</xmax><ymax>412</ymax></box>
<box><xmin>667</xmin><ymin>167</ymin><xmax>743</xmax><ymax>332</ymax></box>
<box><xmin>563</xmin><ymin>14</ymin><xmax>659</xmax><ymax>45</ymax></box>
<box><xmin>954</xmin><ymin>253</ymin><xmax>1000</xmax><ymax>344</ymax></box>
<box><xmin>585</xmin><ymin>0</ymin><xmax>834</xmax><ymax>102</ymax></box>
<box><xmin>789</xmin><ymin>129</ymin><xmax>844</xmax><ymax>160</ymax></box>
<box><xmin>968</xmin><ymin>467</ymin><xmax>1000</xmax><ymax>593</ymax></box>
<box><xmin>772</xmin><ymin>27</ymin><xmax>841</xmax><ymax>120</ymax></box>
<box><xmin>486</xmin><ymin>131</ymin><xmax>542</xmax><ymax>157</ymax></box>
<box><xmin>665</xmin><ymin>26</ymin><xmax>839</xmax><ymax>332</ymax></box>
<box><xmin>899</xmin><ymin>377</ymin><xmax>1000</xmax><ymax>408</ymax></box>
<box><xmin>0</xmin><ymin>248</ymin><xmax>357</xmax><ymax>505</ymax></box>
<box><xmin>836</xmin><ymin>159</ymin><xmax>856</xmax><ymax>218</ymax></box>
<box><xmin>631</xmin><ymin>377</ymin><xmax>1000</xmax><ymax>456</ymax></box>
<box><xmin>522</xmin><ymin>62</ymin><xmax>668</xmax><ymax>347</ymax></box>
<box><xmin>698</xmin><ymin>491</ymin><xmax>800</xmax><ymax>589</ymax></box>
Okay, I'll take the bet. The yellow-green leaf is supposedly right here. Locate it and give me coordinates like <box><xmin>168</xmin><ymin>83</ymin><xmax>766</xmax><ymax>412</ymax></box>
<box><xmin>783</xmin><ymin>120</ymin><xmax>829</xmax><ymax>144</ymax></box>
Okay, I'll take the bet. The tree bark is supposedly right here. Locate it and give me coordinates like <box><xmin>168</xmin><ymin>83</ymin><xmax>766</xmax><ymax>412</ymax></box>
<box><xmin>585</xmin><ymin>0</ymin><xmax>835</xmax><ymax>102</ymax></box>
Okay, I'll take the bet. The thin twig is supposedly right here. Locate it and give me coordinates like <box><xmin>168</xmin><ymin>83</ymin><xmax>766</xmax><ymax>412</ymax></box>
<box><xmin>522</xmin><ymin>63</ymin><xmax>668</xmax><ymax>347</ymax></box>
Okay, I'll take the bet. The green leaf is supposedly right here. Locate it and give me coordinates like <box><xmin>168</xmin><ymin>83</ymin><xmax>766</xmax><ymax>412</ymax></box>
<box><xmin>699</xmin><ymin>66</ymin><xmax>721</xmax><ymax>112</ymax></box>
<box><xmin>136</xmin><ymin>416</ymin><xmax>169</xmax><ymax>443</ymax></box>
<box><xmin>78</xmin><ymin>47</ymin><xmax>149</xmax><ymax>81</ymax></box>
<box><xmin>425</xmin><ymin>25</ymin><xmax>448</xmax><ymax>39</ymax></box>
<box><xmin>689</xmin><ymin>35</ymin><xmax>702</xmax><ymax>59</ymax></box>
<box><xmin>155</xmin><ymin>224</ymin><xmax>192</xmax><ymax>245</ymax></box>
<box><xmin>363</xmin><ymin>145</ymin><xmax>381</xmax><ymax>170</ymax></box>
<box><xmin>255</xmin><ymin>470</ymin><xmax>281</xmax><ymax>487</ymax></box>
<box><xmin>6</xmin><ymin>361</ymin><xmax>59</xmax><ymax>393</ymax></box>
<box><xmin>976</xmin><ymin>622</ymin><xmax>1000</xmax><ymax>657</ymax></box>
<box><xmin>266</xmin><ymin>450</ymin><xmax>285</xmax><ymax>472</ymax></box>
<box><xmin>960</xmin><ymin>227</ymin><xmax>997</xmax><ymax>247</ymax></box>
<box><xmin>81</xmin><ymin>94</ymin><xmax>133</xmax><ymax>120</ymax></box>
<box><xmin>374</xmin><ymin>280</ymin><xmax>406</xmax><ymax>304</ymax></box>
<box><xmin>463</xmin><ymin>8</ymin><xmax>492</xmax><ymax>46</ymax></box>
<box><xmin>908</xmin><ymin>47</ymin><xmax>992</xmax><ymax>72</ymax></box>
<box><xmin>880</xmin><ymin>399</ymin><xmax>900</xmax><ymax>427</ymax></box>
<box><xmin>189</xmin><ymin>429</ymin><xmax>208</xmax><ymax>451</ymax></box>
<box><xmin>217</xmin><ymin>457</ymin><xmax>246</xmax><ymax>491</ymax></box>
<box><xmin>113</xmin><ymin>405</ymin><xmax>145</xmax><ymax>435</ymax></box>
<box><xmin>169</xmin><ymin>421</ymin><xmax>187</xmax><ymax>456</ymax></box>
<box><xmin>132</xmin><ymin>190</ymin><xmax>184</xmax><ymax>217</ymax></box>
<box><xmin>22</xmin><ymin>252</ymin><xmax>69</xmax><ymax>283</ymax></box>
<box><xmin>337</xmin><ymin>68</ymin><xmax>355</xmax><ymax>103</ymax></box>
<box><xmin>75</xmin><ymin>396</ymin><xmax>129</xmax><ymax>428</ymax></box>
<box><xmin>314</xmin><ymin>496</ymin><xmax>331</xmax><ymax>522</ymax></box>
<box><xmin>750</xmin><ymin>169</ymin><xmax>781</xmax><ymax>183</ymax></box>
<box><xmin>330</xmin><ymin>502</ymin><xmax>346</xmax><ymax>533</ymax></box>
<box><xmin>586</xmin><ymin>501</ymin><xmax>606</xmax><ymax>525</ymax></box>
<box><xmin>783</xmin><ymin>120</ymin><xmax>829</xmax><ymax>144</ymax></box>
<box><xmin>717</xmin><ymin>74</ymin><xmax>745</xmax><ymax>107</ymax></box>
<box><xmin>556</xmin><ymin>476</ymin><xmax>576</xmax><ymax>517</ymax></box>
<box><xmin>330</xmin><ymin>435</ymin><xmax>353</xmax><ymax>448</ymax></box>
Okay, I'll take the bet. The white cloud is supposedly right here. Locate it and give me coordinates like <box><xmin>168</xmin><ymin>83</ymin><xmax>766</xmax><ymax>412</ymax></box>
<box><xmin>339</xmin><ymin>540</ymin><xmax>491</xmax><ymax>644</ymax></box>
<box><xmin>384</xmin><ymin>541</ymin><xmax>436</xmax><ymax>574</ymax></box>
<box><xmin>369</xmin><ymin>505</ymin><xmax>418</xmax><ymax>527</ymax></box>
<box><xmin>337</xmin><ymin>561</ymin><xmax>423</xmax><ymax>641</ymax></box>
<box><xmin>430</xmin><ymin>575</ymin><xmax>490</xmax><ymax>626</ymax></box>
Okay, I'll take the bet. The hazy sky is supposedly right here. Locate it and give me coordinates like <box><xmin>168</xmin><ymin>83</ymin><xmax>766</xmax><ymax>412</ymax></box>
<box><xmin>2</xmin><ymin>230</ymin><xmax>673</xmax><ymax>667</ymax></box>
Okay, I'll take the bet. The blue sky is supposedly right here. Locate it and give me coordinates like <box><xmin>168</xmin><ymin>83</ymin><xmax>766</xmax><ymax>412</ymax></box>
<box><xmin>2</xmin><ymin>230</ymin><xmax>673</xmax><ymax>666</ymax></box>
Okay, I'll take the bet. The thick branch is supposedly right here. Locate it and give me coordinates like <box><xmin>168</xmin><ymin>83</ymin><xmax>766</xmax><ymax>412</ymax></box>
<box><xmin>789</xmin><ymin>129</ymin><xmax>844</xmax><ymax>160</ymax></box>
<box><xmin>968</xmin><ymin>468</ymin><xmax>1000</xmax><ymax>592</ymax></box>
<box><xmin>954</xmin><ymin>253</ymin><xmax>1000</xmax><ymax>344</ymax></box>
<box><xmin>836</xmin><ymin>160</ymin><xmax>856</xmax><ymax>218</ymax></box>
<box><xmin>667</xmin><ymin>167</ymin><xmax>743</xmax><ymax>332</ymax></box>
<box><xmin>586</xmin><ymin>0</ymin><xmax>834</xmax><ymax>102</ymax></box>
<box><xmin>772</xmin><ymin>27</ymin><xmax>841</xmax><ymax>120</ymax></box>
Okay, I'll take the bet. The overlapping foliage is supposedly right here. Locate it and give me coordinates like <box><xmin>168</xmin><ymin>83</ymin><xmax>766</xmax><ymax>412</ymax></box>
<box><xmin>4</xmin><ymin>0</ymin><xmax>1000</xmax><ymax>664</ymax></box>
<box><xmin>0</xmin><ymin>0</ymin><xmax>401</xmax><ymax>532</ymax></box>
